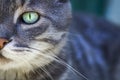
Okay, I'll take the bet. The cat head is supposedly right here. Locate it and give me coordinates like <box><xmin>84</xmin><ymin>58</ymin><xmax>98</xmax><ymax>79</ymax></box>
<box><xmin>0</xmin><ymin>0</ymin><xmax>72</xmax><ymax>73</ymax></box>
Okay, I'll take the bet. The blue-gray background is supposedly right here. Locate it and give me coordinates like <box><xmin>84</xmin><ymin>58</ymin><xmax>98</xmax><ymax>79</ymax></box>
<box><xmin>71</xmin><ymin>0</ymin><xmax>120</xmax><ymax>25</ymax></box>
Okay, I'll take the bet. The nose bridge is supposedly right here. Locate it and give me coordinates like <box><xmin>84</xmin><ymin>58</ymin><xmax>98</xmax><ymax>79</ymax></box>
<box><xmin>0</xmin><ymin>24</ymin><xmax>15</xmax><ymax>40</ymax></box>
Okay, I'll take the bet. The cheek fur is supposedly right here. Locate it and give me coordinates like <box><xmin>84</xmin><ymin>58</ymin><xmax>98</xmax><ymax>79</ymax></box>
<box><xmin>0</xmin><ymin>35</ymin><xmax>67</xmax><ymax>73</ymax></box>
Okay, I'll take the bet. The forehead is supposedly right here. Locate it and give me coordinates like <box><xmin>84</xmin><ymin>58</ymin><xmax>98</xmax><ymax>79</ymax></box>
<box><xmin>0</xmin><ymin>0</ymin><xmax>24</xmax><ymax>14</ymax></box>
<box><xmin>0</xmin><ymin>0</ymin><xmax>53</xmax><ymax>15</ymax></box>
<box><xmin>0</xmin><ymin>0</ymin><xmax>26</xmax><ymax>21</ymax></box>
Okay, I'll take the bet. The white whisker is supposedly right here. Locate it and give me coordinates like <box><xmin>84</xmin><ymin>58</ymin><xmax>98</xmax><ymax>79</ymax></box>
<box><xmin>29</xmin><ymin>47</ymin><xmax>89</xmax><ymax>80</ymax></box>
<box><xmin>41</xmin><ymin>67</ymin><xmax>54</xmax><ymax>80</ymax></box>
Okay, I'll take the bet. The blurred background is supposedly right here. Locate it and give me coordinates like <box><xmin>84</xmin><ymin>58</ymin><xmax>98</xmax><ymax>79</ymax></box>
<box><xmin>70</xmin><ymin>0</ymin><xmax>120</xmax><ymax>25</ymax></box>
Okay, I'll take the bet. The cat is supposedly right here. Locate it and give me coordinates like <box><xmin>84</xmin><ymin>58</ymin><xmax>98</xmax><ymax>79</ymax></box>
<box><xmin>0</xmin><ymin>0</ymin><xmax>120</xmax><ymax>80</ymax></box>
<box><xmin>0</xmin><ymin>0</ymin><xmax>72</xmax><ymax>80</ymax></box>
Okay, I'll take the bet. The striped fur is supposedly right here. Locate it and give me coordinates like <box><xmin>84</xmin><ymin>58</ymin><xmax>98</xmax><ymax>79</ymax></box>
<box><xmin>0</xmin><ymin>0</ymin><xmax>120</xmax><ymax>80</ymax></box>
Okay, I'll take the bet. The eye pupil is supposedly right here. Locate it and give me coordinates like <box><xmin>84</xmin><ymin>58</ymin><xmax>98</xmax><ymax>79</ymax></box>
<box><xmin>29</xmin><ymin>14</ymin><xmax>31</xmax><ymax>19</ymax></box>
<box><xmin>22</xmin><ymin>12</ymin><xmax>40</xmax><ymax>24</ymax></box>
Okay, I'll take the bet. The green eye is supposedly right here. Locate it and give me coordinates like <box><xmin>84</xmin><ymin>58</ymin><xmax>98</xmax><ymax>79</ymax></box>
<box><xmin>22</xmin><ymin>12</ymin><xmax>40</xmax><ymax>24</ymax></box>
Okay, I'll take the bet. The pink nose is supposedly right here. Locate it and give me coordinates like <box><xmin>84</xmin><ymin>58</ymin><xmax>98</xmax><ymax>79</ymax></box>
<box><xmin>0</xmin><ymin>38</ymin><xmax>8</xmax><ymax>49</ymax></box>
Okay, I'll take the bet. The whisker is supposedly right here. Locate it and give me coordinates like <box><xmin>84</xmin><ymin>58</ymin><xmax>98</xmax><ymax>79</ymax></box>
<box><xmin>34</xmin><ymin>69</ymin><xmax>47</xmax><ymax>80</ymax></box>
<box><xmin>41</xmin><ymin>67</ymin><xmax>54</xmax><ymax>80</ymax></box>
<box><xmin>28</xmin><ymin>47</ymin><xmax>89</xmax><ymax>80</ymax></box>
<box><xmin>46</xmin><ymin>49</ymin><xmax>89</xmax><ymax>80</ymax></box>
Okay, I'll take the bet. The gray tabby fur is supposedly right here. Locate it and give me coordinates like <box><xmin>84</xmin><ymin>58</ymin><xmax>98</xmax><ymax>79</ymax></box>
<box><xmin>0</xmin><ymin>0</ymin><xmax>73</xmax><ymax>80</ymax></box>
<box><xmin>0</xmin><ymin>0</ymin><xmax>120</xmax><ymax>80</ymax></box>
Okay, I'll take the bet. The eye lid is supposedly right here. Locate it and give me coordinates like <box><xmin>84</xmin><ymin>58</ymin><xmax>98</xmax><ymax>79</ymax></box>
<box><xmin>20</xmin><ymin>11</ymin><xmax>40</xmax><ymax>25</ymax></box>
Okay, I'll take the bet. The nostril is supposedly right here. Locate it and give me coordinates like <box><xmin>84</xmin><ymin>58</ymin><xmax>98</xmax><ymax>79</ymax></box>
<box><xmin>0</xmin><ymin>38</ymin><xmax>9</xmax><ymax>49</ymax></box>
<box><xmin>3</xmin><ymin>41</ymin><xmax>8</xmax><ymax>46</ymax></box>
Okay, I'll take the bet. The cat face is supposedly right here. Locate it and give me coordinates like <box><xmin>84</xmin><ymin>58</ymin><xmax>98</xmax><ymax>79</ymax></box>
<box><xmin>0</xmin><ymin>0</ymin><xmax>72</xmax><ymax>73</ymax></box>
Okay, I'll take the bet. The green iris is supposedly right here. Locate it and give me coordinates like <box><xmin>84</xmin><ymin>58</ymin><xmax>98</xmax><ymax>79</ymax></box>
<box><xmin>22</xmin><ymin>12</ymin><xmax>39</xmax><ymax>24</ymax></box>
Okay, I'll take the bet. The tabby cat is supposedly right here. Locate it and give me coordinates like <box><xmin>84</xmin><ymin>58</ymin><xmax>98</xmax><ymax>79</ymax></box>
<box><xmin>0</xmin><ymin>0</ymin><xmax>120</xmax><ymax>80</ymax></box>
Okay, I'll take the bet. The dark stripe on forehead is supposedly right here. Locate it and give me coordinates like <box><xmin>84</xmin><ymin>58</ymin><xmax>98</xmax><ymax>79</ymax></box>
<box><xmin>0</xmin><ymin>0</ymin><xmax>26</xmax><ymax>16</ymax></box>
